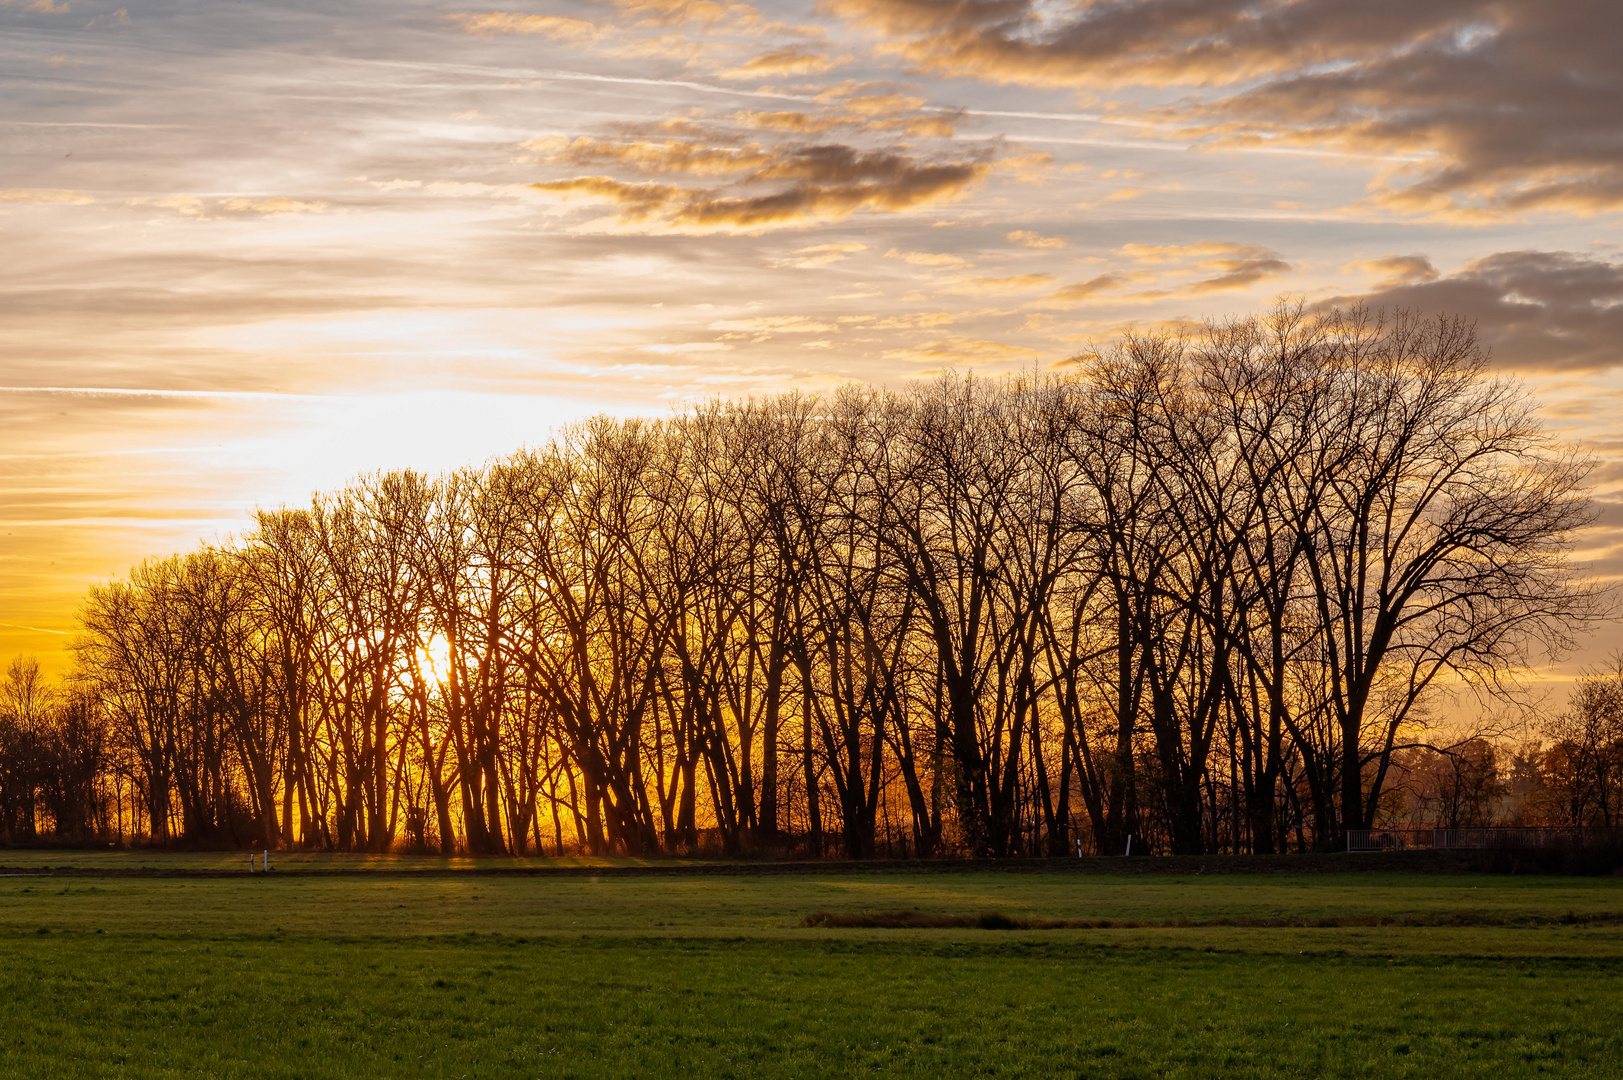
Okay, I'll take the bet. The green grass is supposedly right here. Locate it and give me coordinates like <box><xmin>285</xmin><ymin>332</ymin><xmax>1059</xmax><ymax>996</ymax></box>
<box><xmin>2</xmin><ymin>857</ymin><xmax>1621</xmax><ymax>1077</ymax></box>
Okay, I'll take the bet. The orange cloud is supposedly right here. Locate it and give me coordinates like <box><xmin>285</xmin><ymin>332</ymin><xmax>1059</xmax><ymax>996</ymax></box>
<box><xmin>1184</xmin><ymin>253</ymin><xmax>1290</xmax><ymax>293</ymax></box>
<box><xmin>533</xmin><ymin>146</ymin><xmax>987</xmax><ymax>233</ymax></box>
<box><xmin>1118</xmin><ymin>243</ymin><xmax>1200</xmax><ymax>264</ymax></box>
<box><xmin>882</xmin><ymin>336</ymin><xmax>1030</xmax><ymax>365</ymax></box>
<box><xmin>730</xmin><ymin>111</ymin><xmax>848</xmax><ymax>135</ymax></box>
<box><xmin>877</xmin><ymin>114</ymin><xmax>959</xmax><ymax>138</ymax></box>
<box><xmin>819</xmin><ymin>0</ymin><xmax>1371</xmax><ymax>89</ymax></box>
<box><xmin>1346</xmin><ymin>254</ymin><xmax>1440</xmax><ymax>288</ymax></box>
<box><xmin>448</xmin><ymin>12</ymin><xmax>601</xmax><ymax>41</ymax></box>
<box><xmin>772</xmin><ymin>241</ymin><xmax>868</xmax><ymax>268</ymax></box>
<box><xmin>830</xmin><ymin>93</ymin><xmax>925</xmax><ymax>117</ymax></box>
<box><xmin>130</xmin><ymin>196</ymin><xmax>330</xmax><ymax>219</ymax></box>
<box><xmin>1118</xmin><ymin>241</ymin><xmax>1291</xmax><ymax>292</ymax></box>
<box><xmin>805</xmin><ymin>81</ymin><xmax>961</xmax><ymax>136</ymax></box>
<box><xmin>945</xmin><ymin>273</ymin><xmax>1056</xmax><ymax>295</ymax></box>
<box><xmin>604</xmin><ymin>0</ymin><xmax>756</xmax><ymax>27</ymax></box>
<box><xmin>710</xmin><ymin>315</ymin><xmax>836</xmax><ymax>333</ymax></box>
<box><xmin>523</xmin><ymin>135</ymin><xmax>774</xmax><ymax>177</ymax></box>
<box><xmin>839</xmin><ymin>312</ymin><xmax>961</xmax><ymax>330</ymax></box>
<box><xmin>719</xmin><ymin>47</ymin><xmax>843</xmax><ymax>79</ymax></box>
<box><xmin>449</xmin><ymin>0</ymin><xmax>768</xmax><ymax>62</ymax></box>
<box><xmin>1045</xmin><ymin>273</ymin><xmax>1138</xmax><ymax>304</ymax></box>
<box><xmin>218</xmin><ymin>198</ymin><xmax>330</xmax><ymax>215</ymax></box>
<box><xmin>0</xmin><ymin>189</ymin><xmax>93</xmax><ymax>205</ymax></box>
<box><xmin>728</xmin><ymin>94</ymin><xmax>959</xmax><ymax>139</ymax></box>
<box><xmin>993</xmin><ymin>152</ymin><xmax>1055</xmax><ymax>184</ymax></box>
<box><xmin>526</xmin><ymin>103</ymin><xmax>989</xmax><ymax>233</ymax></box>
<box><xmin>886</xmin><ymin>248</ymin><xmax>973</xmax><ymax>270</ymax></box>
<box><xmin>1007</xmin><ymin>230</ymin><xmax>1065</xmax><ymax>249</ymax></box>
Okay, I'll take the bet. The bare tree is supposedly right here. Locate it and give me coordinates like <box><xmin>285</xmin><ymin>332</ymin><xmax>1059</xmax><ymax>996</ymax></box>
<box><xmin>54</xmin><ymin>304</ymin><xmax>1602</xmax><ymax>858</ymax></box>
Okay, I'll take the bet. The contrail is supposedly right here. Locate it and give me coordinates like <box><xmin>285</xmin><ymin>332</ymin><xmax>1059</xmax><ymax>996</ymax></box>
<box><xmin>0</xmin><ymin>621</ymin><xmax>69</xmax><ymax>636</ymax></box>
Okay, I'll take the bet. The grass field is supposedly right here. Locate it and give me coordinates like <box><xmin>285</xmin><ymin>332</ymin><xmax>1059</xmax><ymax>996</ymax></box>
<box><xmin>2</xmin><ymin>856</ymin><xmax>1621</xmax><ymax>1077</ymax></box>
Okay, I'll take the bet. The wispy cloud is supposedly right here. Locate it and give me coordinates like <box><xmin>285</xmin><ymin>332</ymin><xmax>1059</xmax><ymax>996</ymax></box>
<box><xmin>129</xmin><ymin>195</ymin><xmax>331</xmax><ymax>219</ymax></box>
<box><xmin>1345</xmin><ymin>254</ymin><xmax>1440</xmax><ymax>288</ymax></box>
<box><xmin>770</xmin><ymin>240</ymin><xmax>867</xmax><ymax>268</ymax></box>
<box><xmin>720</xmin><ymin>47</ymin><xmax>844</xmax><ymax>80</ymax></box>
<box><xmin>0</xmin><ymin>189</ymin><xmax>94</xmax><ymax>204</ymax></box>
<box><xmin>448</xmin><ymin>12</ymin><xmax>602</xmax><ymax>42</ymax></box>
<box><xmin>1007</xmin><ymin>230</ymin><xmax>1065</xmax><ymax>249</ymax></box>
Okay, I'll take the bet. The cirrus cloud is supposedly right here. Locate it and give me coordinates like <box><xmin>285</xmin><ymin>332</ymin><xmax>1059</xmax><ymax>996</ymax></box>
<box><xmin>1</xmin><ymin>189</ymin><xmax>94</xmax><ymax>205</ymax></box>
<box><xmin>770</xmin><ymin>240</ymin><xmax>868</xmax><ymax>268</ymax></box>
<box><xmin>523</xmin><ymin>135</ymin><xmax>776</xmax><ymax>177</ymax></box>
<box><xmin>1007</xmin><ymin>229</ymin><xmax>1065</xmax><ymax>249</ymax></box>
<box><xmin>448</xmin><ymin>11</ymin><xmax>602</xmax><ymax>41</ymax></box>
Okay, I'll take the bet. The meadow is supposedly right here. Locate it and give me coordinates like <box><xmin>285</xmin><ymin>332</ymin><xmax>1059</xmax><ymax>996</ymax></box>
<box><xmin>2</xmin><ymin>856</ymin><xmax>1621</xmax><ymax>1078</ymax></box>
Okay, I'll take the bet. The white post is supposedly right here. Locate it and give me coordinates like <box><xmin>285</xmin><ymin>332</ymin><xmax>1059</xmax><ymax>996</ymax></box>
<box><xmin>1125</xmin><ymin>833</ymin><xmax>1132</xmax><ymax>857</ymax></box>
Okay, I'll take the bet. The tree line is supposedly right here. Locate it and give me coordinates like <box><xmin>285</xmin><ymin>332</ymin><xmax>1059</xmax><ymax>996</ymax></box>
<box><xmin>1</xmin><ymin>306</ymin><xmax>1609</xmax><ymax>856</ymax></box>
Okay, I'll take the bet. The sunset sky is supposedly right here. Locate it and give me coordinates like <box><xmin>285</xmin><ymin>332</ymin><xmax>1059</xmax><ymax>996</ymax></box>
<box><xmin>5</xmin><ymin>0</ymin><xmax>1623</xmax><ymax>685</ymax></box>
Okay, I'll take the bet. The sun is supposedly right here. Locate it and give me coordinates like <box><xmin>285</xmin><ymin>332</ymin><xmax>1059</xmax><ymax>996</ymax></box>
<box><xmin>417</xmin><ymin>635</ymin><xmax>451</xmax><ymax>683</ymax></box>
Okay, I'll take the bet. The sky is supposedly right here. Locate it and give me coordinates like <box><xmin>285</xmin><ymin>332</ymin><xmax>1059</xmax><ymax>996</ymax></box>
<box><xmin>4</xmin><ymin>0</ymin><xmax>1623</xmax><ymax>688</ymax></box>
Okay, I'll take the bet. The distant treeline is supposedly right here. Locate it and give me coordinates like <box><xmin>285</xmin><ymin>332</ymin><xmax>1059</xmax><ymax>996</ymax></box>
<box><xmin>3</xmin><ymin>305</ymin><xmax>1617</xmax><ymax>856</ymax></box>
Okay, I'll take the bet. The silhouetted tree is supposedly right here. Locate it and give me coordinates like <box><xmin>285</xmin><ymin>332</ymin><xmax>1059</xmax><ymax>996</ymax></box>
<box><xmin>46</xmin><ymin>304</ymin><xmax>1601</xmax><ymax>855</ymax></box>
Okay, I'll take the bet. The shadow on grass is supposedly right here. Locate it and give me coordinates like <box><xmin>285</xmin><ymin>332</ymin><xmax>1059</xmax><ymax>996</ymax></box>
<box><xmin>801</xmin><ymin>908</ymin><xmax>1623</xmax><ymax>930</ymax></box>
